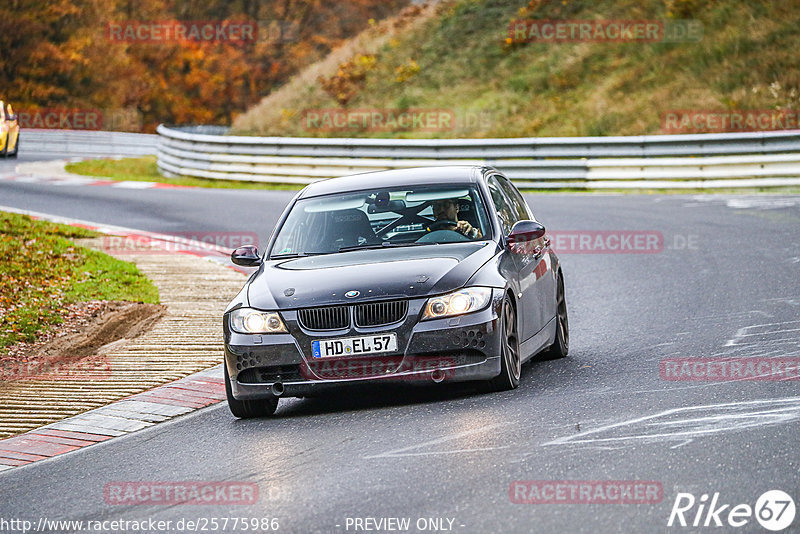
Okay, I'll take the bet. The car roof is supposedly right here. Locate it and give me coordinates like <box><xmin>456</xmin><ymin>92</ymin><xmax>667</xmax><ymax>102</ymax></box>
<box><xmin>297</xmin><ymin>165</ymin><xmax>493</xmax><ymax>199</ymax></box>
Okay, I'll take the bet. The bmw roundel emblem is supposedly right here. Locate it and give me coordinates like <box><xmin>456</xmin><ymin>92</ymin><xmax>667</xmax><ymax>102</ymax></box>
<box><xmin>345</xmin><ymin>290</ymin><xmax>360</xmax><ymax>298</ymax></box>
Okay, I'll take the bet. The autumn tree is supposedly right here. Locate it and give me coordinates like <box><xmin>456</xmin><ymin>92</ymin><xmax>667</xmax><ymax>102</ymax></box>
<box><xmin>1</xmin><ymin>0</ymin><xmax>409</xmax><ymax>131</ymax></box>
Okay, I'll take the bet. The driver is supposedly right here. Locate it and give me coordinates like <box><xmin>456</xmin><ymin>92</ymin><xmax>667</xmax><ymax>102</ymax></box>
<box><xmin>430</xmin><ymin>198</ymin><xmax>483</xmax><ymax>239</ymax></box>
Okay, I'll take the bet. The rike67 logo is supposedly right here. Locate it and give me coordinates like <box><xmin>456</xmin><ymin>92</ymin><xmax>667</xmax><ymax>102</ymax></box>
<box><xmin>668</xmin><ymin>490</ymin><xmax>795</xmax><ymax>531</ymax></box>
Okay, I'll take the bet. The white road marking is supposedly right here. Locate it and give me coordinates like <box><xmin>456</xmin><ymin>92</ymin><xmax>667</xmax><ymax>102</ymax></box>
<box><xmin>725</xmin><ymin>197</ymin><xmax>800</xmax><ymax>209</ymax></box>
<box><xmin>724</xmin><ymin>320</ymin><xmax>800</xmax><ymax>346</ymax></box>
<box><xmin>686</xmin><ymin>196</ymin><xmax>800</xmax><ymax>210</ymax></box>
<box><xmin>761</xmin><ymin>296</ymin><xmax>800</xmax><ymax>306</ymax></box>
<box><xmin>364</xmin><ymin>423</ymin><xmax>508</xmax><ymax>459</ymax></box>
<box><xmin>543</xmin><ymin>397</ymin><xmax>800</xmax><ymax>448</ymax></box>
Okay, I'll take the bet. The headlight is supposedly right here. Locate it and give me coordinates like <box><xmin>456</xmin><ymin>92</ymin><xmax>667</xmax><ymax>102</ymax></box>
<box><xmin>422</xmin><ymin>287</ymin><xmax>492</xmax><ymax>320</ymax></box>
<box><xmin>229</xmin><ymin>308</ymin><xmax>288</xmax><ymax>334</ymax></box>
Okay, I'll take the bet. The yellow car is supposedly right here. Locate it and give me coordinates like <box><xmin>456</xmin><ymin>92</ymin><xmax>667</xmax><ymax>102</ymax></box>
<box><xmin>1</xmin><ymin>101</ymin><xmax>20</xmax><ymax>158</ymax></box>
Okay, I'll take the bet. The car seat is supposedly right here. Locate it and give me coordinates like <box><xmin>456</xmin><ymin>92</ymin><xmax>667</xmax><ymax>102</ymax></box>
<box><xmin>328</xmin><ymin>209</ymin><xmax>381</xmax><ymax>249</ymax></box>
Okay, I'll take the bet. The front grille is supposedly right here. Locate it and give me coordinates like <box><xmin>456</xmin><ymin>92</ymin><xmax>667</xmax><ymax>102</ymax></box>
<box><xmin>355</xmin><ymin>300</ymin><xmax>408</xmax><ymax>327</ymax></box>
<box><xmin>297</xmin><ymin>305</ymin><xmax>349</xmax><ymax>330</ymax></box>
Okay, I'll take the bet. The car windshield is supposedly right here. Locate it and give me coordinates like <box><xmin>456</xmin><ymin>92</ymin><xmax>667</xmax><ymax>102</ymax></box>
<box><xmin>270</xmin><ymin>184</ymin><xmax>490</xmax><ymax>258</ymax></box>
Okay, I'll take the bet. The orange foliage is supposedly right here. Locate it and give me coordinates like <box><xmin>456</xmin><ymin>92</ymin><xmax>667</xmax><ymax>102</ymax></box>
<box><xmin>0</xmin><ymin>0</ymin><xmax>409</xmax><ymax>131</ymax></box>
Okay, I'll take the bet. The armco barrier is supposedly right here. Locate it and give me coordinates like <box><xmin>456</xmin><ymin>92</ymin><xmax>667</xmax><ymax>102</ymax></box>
<box><xmin>156</xmin><ymin>125</ymin><xmax>800</xmax><ymax>188</ymax></box>
<box><xmin>24</xmin><ymin>129</ymin><xmax>158</xmax><ymax>158</ymax></box>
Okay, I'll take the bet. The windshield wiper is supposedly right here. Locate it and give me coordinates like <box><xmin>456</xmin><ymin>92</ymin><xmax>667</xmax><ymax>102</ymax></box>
<box><xmin>270</xmin><ymin>251</ymin><xmax>335</xmax><ymax>259</ymax></box>
<box><xmin>338</xmin><ymin>242</ymin><xmax>428</xmax><ymax>253</ymax></box>
<box><xmin>270</xmin><ymin>253</ymin><xmax>308</xmax><ymax>259</ymax></box>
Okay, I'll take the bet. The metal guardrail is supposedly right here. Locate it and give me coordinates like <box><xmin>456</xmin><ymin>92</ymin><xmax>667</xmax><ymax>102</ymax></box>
<box><xmin>24</xmin><ymin>129</ymin><xmax>158</xmax><ymax>158</ymax></box>
<box><xmin>156</xmin><ymin>125</ymin><xmax>800</xmax><ymax>188</ymax></box>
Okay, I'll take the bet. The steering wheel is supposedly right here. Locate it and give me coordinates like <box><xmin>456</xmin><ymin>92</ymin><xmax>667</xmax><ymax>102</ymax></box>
<box><xmin>427</xmin><ymin>219</ymin><xmax>459</xmax><ymax>232</ymax></box>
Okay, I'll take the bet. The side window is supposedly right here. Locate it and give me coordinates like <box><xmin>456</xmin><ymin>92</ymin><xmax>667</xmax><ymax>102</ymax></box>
<box><xmin>495</xmin><ymin>174</ymin><xmax>531</xmax><ymax>221</ymax></box>
<box><xmin>486</xmin><ymin>175</ymin><xmax>517</xmax><ymax>235</ymax></box>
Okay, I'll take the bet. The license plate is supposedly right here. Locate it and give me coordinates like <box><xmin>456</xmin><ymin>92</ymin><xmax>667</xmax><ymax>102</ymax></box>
<box><xmin>312</xmin><ymin>333</ymin><xmax>398</xmax><ymax>358</ymax></box>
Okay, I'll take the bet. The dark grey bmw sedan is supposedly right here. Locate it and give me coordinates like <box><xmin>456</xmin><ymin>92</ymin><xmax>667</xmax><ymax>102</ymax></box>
<box><xmin>223</xmin><ymin>166</ymin><xmax>568</xmax><ymax>417</ymax></box>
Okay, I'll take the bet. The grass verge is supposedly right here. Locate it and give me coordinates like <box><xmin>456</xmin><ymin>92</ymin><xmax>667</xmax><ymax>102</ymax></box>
<box><xmin>0</xmin><ymin>211</ymin><xmax>159</xmax><ymax>351</ymax></box>
<box><xmin>233</xmin><ymin>0</ymin><xmax>800</xmax><ymax>139</ymax></box>
<box><xmin>65</xmin><ymin>157</ymin><xmax>304</xmax><ymax>191</ymax></box>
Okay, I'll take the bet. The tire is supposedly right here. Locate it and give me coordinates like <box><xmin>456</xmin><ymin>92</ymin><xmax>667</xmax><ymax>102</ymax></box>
<box><xmin>224</xmin><ymin>363</ymin><xmax>279</xmax><ymax>418</ymax></box>
<box><xmin>484</xmin><ymin>295</ymin><xmax>521</xmax><ymax>392</ymax></box>
<box><xmin>542</xmin><ymin>272</ymin><xmax>569</xmax><ymax>360</ymax></box>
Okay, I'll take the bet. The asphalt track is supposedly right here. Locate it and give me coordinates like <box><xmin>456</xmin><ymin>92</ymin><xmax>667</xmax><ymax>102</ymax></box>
<box><xmin>1</xmin><ymin>152</ymin><xmax>799</xmax><ymax>533</ymax></box>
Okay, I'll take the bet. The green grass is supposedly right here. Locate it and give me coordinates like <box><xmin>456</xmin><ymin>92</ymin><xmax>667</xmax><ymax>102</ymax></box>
<box><xmin>0</xmin><ymin>212</ymin><xmax>159</xmax><ymax>351</ymax></box>
<box><xmin>64</xmin><ymin>156</ymin><xmax>161</xmax><ymax>182</ymax></box>
<box><xmin>65</xmin><ymin>157</ymin><xmax>304</xmax><ymax>191</ymax></box>
<box><xmin>233</xmin><ymin>0</ymin><xmax>800</xmax><ymax>139</ymax></box>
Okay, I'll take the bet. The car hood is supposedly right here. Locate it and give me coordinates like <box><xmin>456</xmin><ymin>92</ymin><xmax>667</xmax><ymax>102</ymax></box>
<box><xmin>247</xmin><ymin>242</ymin><xmax>497</xmax><ymax>309</ymax></box>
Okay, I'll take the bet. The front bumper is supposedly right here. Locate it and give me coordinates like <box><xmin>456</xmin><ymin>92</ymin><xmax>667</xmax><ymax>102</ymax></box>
<box><xmin>224</xmin><ymin>289</ymin><xmax>505</xmax><ymax>400</ymax></box>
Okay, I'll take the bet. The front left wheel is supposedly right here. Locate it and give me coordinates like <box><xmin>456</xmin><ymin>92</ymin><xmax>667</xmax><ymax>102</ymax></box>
<box><xmin>224</xmin><ymin>364</ymin><xmax>279</xmax><ymax>418</ymax></box>
<box><xmin>484</xmin><ymin>296</ymin><xmax>521</xmax><ymax>392</ymax></box>
<box><xmin>543</xmin><ymin>272</ymin><xmax>569</xmax><ymax>360</ymax></box>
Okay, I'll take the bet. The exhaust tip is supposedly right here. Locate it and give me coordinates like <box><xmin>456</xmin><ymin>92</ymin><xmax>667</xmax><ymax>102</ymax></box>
<box><xmin>271</xmin><ymin>382</ymin><xmax>285</xmax><ymax>396</ymax></box>
<box><xmin>431</xmin><ymin>370</ymin><xmax>446</xmax><ymax>383</ymax></box>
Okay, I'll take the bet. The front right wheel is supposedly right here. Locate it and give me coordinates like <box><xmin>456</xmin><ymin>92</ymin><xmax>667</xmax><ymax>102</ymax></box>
<box><xmin>224</xmin><ymin>364</ymin><xmax>279</xmax><ymax>418</ymax></box>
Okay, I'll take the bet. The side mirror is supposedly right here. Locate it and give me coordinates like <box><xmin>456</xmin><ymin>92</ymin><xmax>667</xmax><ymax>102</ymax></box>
<box><xmin>231</xmin><ymin>245</ymin><xmax>262</xmax><ymax>267</ymax></box>
<box><xmin>506</xmin><ymin>220</ymin><xmax>546</xmax><ymax>253</ymax></box>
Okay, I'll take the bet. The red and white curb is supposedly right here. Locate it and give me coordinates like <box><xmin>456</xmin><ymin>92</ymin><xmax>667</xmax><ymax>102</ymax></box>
<box><xmin>0</xmin><ymin>206</ymin><xmax>259</xmax><ymax>471</ymax></box>
<box><xmin>0</xmin><ymin>366</ymin><xmax>225</xmax><ymax>471</ymax></box>
<box><xmin>0</xmin><ymin>173</ymin><xmax>188</xmax><ymax>189</ymax></box>
<box><xmin>0</xmin><ymin>205</ymin><xmax>255</xmax><ymax>274</ymax></box>
<box><xmin>1</xmin><ymin>159</ymin><xmax>194</xmax><ymax>189</ymax></box>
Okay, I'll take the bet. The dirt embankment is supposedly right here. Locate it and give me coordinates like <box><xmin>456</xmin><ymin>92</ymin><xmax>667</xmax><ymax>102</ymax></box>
<box><xmin>1</xmin><ymin>301</ymin><xmax>166</xmax><ymax>385</ymax></box>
